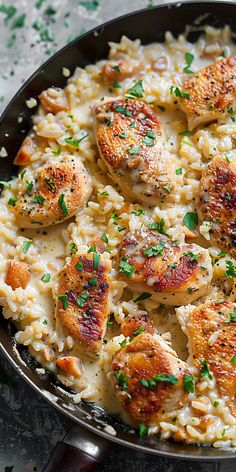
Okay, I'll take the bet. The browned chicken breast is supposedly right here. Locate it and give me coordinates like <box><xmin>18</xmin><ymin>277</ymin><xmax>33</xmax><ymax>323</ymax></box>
<box><xmin>199</xmin><ymin>155</ymin><xmax>236</xmax><ymax>258</ymax></box>
<box><xmin>109</xmin><ymin>332</ymin><xmax>188</xmax><ymax>425</ymax></box>
<box><xmin>94</xmin><ymin>98</ymin><xmax>175</xmax><ymax>205</ymax></box>
<box><xmin>11</xmin><ymin>157</ymin><xmax>91</xmax><ymax>228</ymax></box>
<box><xmin>118</xmin><ymin>228</ymin><xmax>212</xmax><ymax>305</ymax></box>
<box><xmin>101</xmin><ymin>60</ymin><xmax>141</xmax><ymax>85</ymax></box>
<box><xmin>56</xmin><ymin>253</ymin><xmax>111</xmax><ymax>358</ymax></box>
<box><xmin>177</xmin><ymin>300</ymin><xmax>236</xmax><ymax>415</ymax></box>
<box><xmin>5</xmin><ymin>260</ymin><xmax>30</xmax><ymax>290</ymax></box>
<box><xmin>56</xmin><ymin>356</ymin><xmax>83</xmax><ymax>379</ymax></box>
<box><xmin>121</xmin><ymin>312</ymin><xmax>154</xmax><ymax>338</ymax></box>
<box><xmin>181</xmin><ymin>57</ymin><xmax>236</xmax><ymax>130</ymax></box>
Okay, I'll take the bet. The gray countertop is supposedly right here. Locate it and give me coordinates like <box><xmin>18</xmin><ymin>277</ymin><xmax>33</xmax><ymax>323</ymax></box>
<box><xmin>0</xmin><ymin>0</ymin><xmax>236</xmax><ymax>471</ymax></box>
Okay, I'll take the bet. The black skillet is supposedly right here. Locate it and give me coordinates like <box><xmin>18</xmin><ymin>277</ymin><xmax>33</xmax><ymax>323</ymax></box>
<box><xmin>1</xmin><ymin>2</ymin><xmax>236</xmax><ymax>470</ymax></box>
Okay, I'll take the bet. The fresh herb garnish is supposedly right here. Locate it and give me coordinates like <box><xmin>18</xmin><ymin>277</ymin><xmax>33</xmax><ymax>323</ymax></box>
<box><xmin>58</xmin><ymin>194</ymin><xmax>68</xmax><ymax>216</ymax></box>
<box><xmin>157</xmin><ymin>105</ymin><xmax>166</xmax><ymax>112</ymax></box>
<box><xmin>52</xmin><ymin>145</ymin><xmax>61</xmax><ymax>155</ymax></box>
<box><xmin>142</xmin><ymin>130</ymin><xmax>155</xmax><ymax>146</ymax></box>
<box><xmin>93</xmin><ymin>253</ymin><xmax>100</xmax><ymax>270</ymax></box>
<box><xmin>183</xmin><ymin>374</ymin><xmax>195</xmax><ymax>393</ymax></box>
<box><xmin>130</xmin><ymin>325</ymin><xmax>145</xmax><ymax>340</ymax></box>
<box><xmin>87</xmin><ymin>245</ymin><xmax>97</xmax><ymax>253</ymax></box>
<box><xmin>225</xmin><ymin>308</ymin><xmax>236</xmax><ymax>323</ymax></box>
<box><xmin>65</xmin><ymin>134</ymin><xmax>88</xmax><ymax>147</ymax></box>
<box><xmin>225</xmin><ymin>260</ymin><xmax>236</xmax><ymax>278</ymax></box>
<box><xmin>89</xmin><ymin>278</ymin><xmax>98</xmax><ymax>286</ymax></box>
<box><xmin>69</xmin><ymin>243</ymin><xmax>77</xmax><ymax>254</ymax></box>
<box><xmin>26</xmin><ymin>180</ymin><xmax>33</xmax><ymax>192</ymax></box>
<box><xmin>119</xmin><ymin>257</ymin><xmax>135</xmax><ymax>277</ymax></box>
<box><xmin>8</xmin><ymin>198</ymin><xmax>17</xmax><ymax>206</ymax></box>
<box><xmin>178</xmin><ymin>130</ymin><xmax>192</xmax><ymax>136</ymax></box>
<box><xmin>148</xmin><ymin>218</ymin><xmax>167</xmax><ymax>235</ymax></box>
<box><xmin>115</xmin><ymin>105</ymin><xmax>133</xmax><ymax>118</ymax></box>
<box><xmin>184</xmin><ymin>251</ymin><xmax>199</xmax><ymax>261</ymax></box>
<box><xmin>183</xmin><ymin>212</ymin><xmax>198</xmax><ymax>231</ymax></box>
<box><xmin>120</xmin><ymin>339</ymin><xmax>127</xmax><ymax>348</ymax></box>
<box><xmin>133</xmin><ymin>292</ymin><xmax>151</xmax><ymax>303</ymax></box>
<box><xmin>230</xmin><ymin>354</ymin><xmax>236</xmax><ymax>365</ymax></box>
<box><xmin>183</xmin><ymin>52</ymin><xmax>194</xmax><ymax>74</ymax></box>
<box><xmin>200</xmin><ymin>359</ymin><xmax>213</xmax><ymax>380</ymax></box>
<box><xmin>32</xmin><ymin>195</ymin><xmax>45</xmax><ymax>205</ymax></box>
<box><xmin>131</xmin><ymin>208</ymin><xmax>144</xmax><ymax>217</ymax></box>
<box><xmin>41</xmin><ymin>273</ymin><xmax>51</xmax><ymax>282</ymax></box>
<box><xmin>170</xmin><ymin>86</ymin><xmax>190</xmax><ymax>99</ymax></box>
<box><xmin>127</xmin><ymin>146</ymin><xmax>140</xmax><ymax>154</ymax></box>
<box><xmin>58</xmin><ymin>294</ymin><xmax>69</xmax><ymax>309</ymax></box>
<box><xmin>98</xmin><ymin>191</ymin><xmax>109</xmax><ymax>197</ymax></box>
<box><xmin>101</xmin><ymin>233</ymin><xmax>108</xmax><ymax>243</ymax></box>
<box><xmin>144</xmin><ymin>240</ymin><xmax>167</xmax><ymax>257</ymax></box>
<box><xmin>75</xmin><ymin>261</ymin><xmax>83</xmax><ymax>271</ymax></box>
<box><xmin>12</xmin><ymin>13</ymin><xmax>26</xmax><ymax>29</ymax></box>
<box><xmin>76</xmin><ymin>291</ymin><xmax>89</xmax><ymax>307</ymax></box>
<box><xmin>140</xmin><ymin>373</ymin><xmax>178</xmax><ymax>388</ymax></box>
<box><xmin>44</xmin><ymin>178</ymin><xmax>56</xmax><ymax>190</ymax></box>
<box><xmin>113</xmin><ymin>371</ymin><xmax>128</xmax><ymax>390</ymax></box>
<box><xmin>139</xmin><ymin>423</ymin><xmax>148</xmax><ymax>437</ymax></box>
<box><xmin>21</xmin><ymin>240</ymin><xmax>33</xmax><ymax>254</ymax></box>
<box><xmin>176</xmin><ymin>168</ymin><xmax>183</xmax><ymax>175</ymax></box>
<box><xmin>127</xmin><ymin>80</ymin><xmax>144</xmax><ymax>98</ymax></box>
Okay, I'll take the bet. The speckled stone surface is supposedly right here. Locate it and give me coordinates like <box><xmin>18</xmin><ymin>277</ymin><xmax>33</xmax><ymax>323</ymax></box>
<box><xmin>0</xmin><ymin>1</ymin><xmax>236</xmax><ymax>471</ymax></box>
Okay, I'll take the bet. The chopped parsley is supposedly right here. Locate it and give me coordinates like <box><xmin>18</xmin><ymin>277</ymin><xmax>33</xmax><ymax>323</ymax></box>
<box><xmin>21</xmin><ymin>240</ymin><xmax>33</xmax><ymax>254</ymax></box>
<box><xmin>157</xmin><ymin>105</ymin><xmax>166</xmax><ymax>112</ymax></box>
<box><xmin>69</xmin><ymin>243</ymin><xmax>77</xmax><ymax>254</ymax></box>
<box><xmin>26</xmin><ymin>180</ymin><xmax>33</xmax><ymax>192</ymax></box>
<box><xmin>225</xmin><ymin>308</ymin><xmax>236</xmax><ymax>323</ymax></box>
<box><xmin>131</xmin><ymin>208</ymin><xmax>144</xmax><ymax>217</ymax></box>
<box><xmin>65</xmin><ymin>134</ymin><xmax>88</xmax><ymax>147</ymax></box>
<box><xmin>98</xmin><ymin>191</ymin><xmax>109</xmax><ymax>197</ymax></box>
<box><xmin>184</xmin><ymin>251</ymin><xmax>199</xmax><ymax>261</ymax></box>
<box><xmin>87</xmin><ymin>245</ymin><xmax>97</xmax><ymax>253</ymax></box>
<box><xmin>93</xmin><ymin>253</ymin><xmax>100</xmax><ymax>270</ymax></box>
<box><xmin>200</xmin><ymin>359</ymin><xmax>213</xmax><ymax>380</ymax></box>
<box><xmin>127</xmin><ymin>146</ymin><xmax>140</xmax><ymax>154</ymax></box>
<box><xmin>119</xmin><ymin>257</ymin><xmax>135</xmax><ymax>278</ymax></box>
<box><xmin>0</xmin><ymin>5</ymin><xmax>16</xmax><ymax>24</ymax></box>
<box><xmin>89</xmin><ymin>278</ymin><xmax>98</xmax><ymax>286</ymax></box>
<box><xmin>40</xmin><ymin>27</ymin><xmax>55</xmax><ymax>42</ymax></box>
<box><xmin>183</xmin><ymin>374</ymin><xmax>195</xmax><ymax>393</ymax></box>
<box><xmin>142</xmin><ymin>130</ymin><xmax>155</xmax><ymax>146</ymax></box>
<box><xmin>162</xmin><ymin>185</ymin><xmax>171</xmax><ymax>193</ymax></box>
<box><xmin>113</xmin><ymin>371</ymin><xmax>128</xmax><ymax>390</ymax></box>
<box><xmin>183</xmin><ymin>52</ymin><xmax>194</xmax><ymax>74</ymax></box>
<box><xmin>12</xmin><ymin>13</ymin><xmax>26</xmax><ymax>29</ymax></box>
<box><xmin>144</xmin><ymin>240</ymin><xmax>166</xmax><ymax>257</ymax></box>
<box><xmin>58</xmin><ymin>194</ymin><xmax>68</xmax><ymax>216</ymax></box>
<box><xmin>176</xmin><ymin>168</ymin><xmax>183</xmax><ymax>175</ymax></box>
<box><xmin>120</xmin><ymin>339</ymin><xmax>127</xmax><ymax>348</ymax></box>
<box><xmin>139</xmin><ymin>423</ymin><xmax>148</xmax><ymax>437</ymax></box>
<box><xmin>113</xmin><ymin>80</ymin><xmax>121</xmax><ymax>88</ymax></box>
<box><xmin>212</xmin><ymin>251</ymin><xmax>227</xmax><ymax>265</ymax></box>
<box><xmin>213</xmin><ymin>400</ymin><xmax>219</xmax><ymax>407</ymax></box>
<box><xmin>41</xmin><ymin>273</ymin><xmax>51</xmax><ymax>282</ymax></box>
<box><xmin>76</xmin><ymin>291</ymin><xmax>89</xmax><ymax>307</ymax></box>
<box><xmin>75</xmin><ymin>262</ymin><xmax>83</xmax><ymax>271</ymax></box>
<box><xmin>119</xmin><ymin>132</ymin><xmax>127</xmax><ymax>138</ymax></box>
<box><xmin>8</xmin><ymin>198</ymin><xmax>17</xmax><ymax>206</ymax></box>
<box><xmin>58</xmin><ymin>294</ymin><xmax>69</xmax><ymax>309</ymax></box>
<box><xmin>20</xmin><ymin>169</ymin><xmax>27</xmax><ymax>180</ymax></box>
<box><xmin>178</xmin><ymin>130</ymin><xmax>192</xmax><ymax>136</ymax></box>
<box><xmin>115</xmin><ymin>105</ymin><xmax>133</xmax><ymax>118</ymax></box>
<box><xmin>80</xmin><ymin>1</ymin><xmax>100</xmax><ymax>11</ymax></box>
<box><xmin>170</xmin><ymin>86</ymin><xmax>190</xmax><ymax>99</ymax></box>
<box><xmin>129</xmin><ymin>121</ymin><xmax>136</xmax><ymax>128</ymax></box>
<box><xmin>44</xmin><ymin>178</ymin><xmax>56</xmax><ymax>190</ymax></box>
<box><xmin>148</xmin><ymin>218</ymin><xmax>167</xmax><ymax>235</ymax></box>
<box><xmin>140</xmin><ymin>373</ymin><xmax>178</xmax><ymax>388</ymax></box>
<box><xmin>52</xmin><ymin>145</ymin><xmax>62</xmax><ymax>155</ymax></box>
<box><xmin>32</xmin><ymin>195</ymin><xmax>45</xmax><ymax>205</ymax></box>
<box><xmin>112</xmin><ymin>65</ymin><xmax>121</xmax><ymax>72</ymax></box>
<box><xmin>230</xmin><ymin>354</ymin><xmax>236</xmax><ymax>365</ymax></box>
<box><xmin>183</xmin><ymin>212</ymin><xmax>198</xmax><ymax>231</ymax></box>
<box><xmin>225</xmin><ymin>260</ymin><xmax>236</xmax><ymax>278</ymax></box>
<box><xmin>133</xmin><ymin>292</ymin><xmax>151</xmax><ymax>303</ymax></box>
<box><xmin>127</xmin><ymin>80</ymin><xmax>144</xmax><ymax>98</ymax></box>
<box><xmin>101</xmin><ymin>233</ymin><xmax>108</xmax><ymax>243</ymax></box>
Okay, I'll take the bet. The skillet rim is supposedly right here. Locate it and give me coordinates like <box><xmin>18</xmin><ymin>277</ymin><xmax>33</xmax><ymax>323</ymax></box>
<box><xmin>1</xmin><ymin>0</ymin><xmax>236</xmax><ymax>460</ymax></box>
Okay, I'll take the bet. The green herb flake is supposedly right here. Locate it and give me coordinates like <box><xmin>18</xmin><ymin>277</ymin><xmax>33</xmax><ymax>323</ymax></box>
<box><xmin>111</xmin><ymin>65</ymin><xmax>121</xmax><ymax>72</ymax></box>
<box><xmin>58</xmin><ymin>193</ymin><xmax>69</xmax><ymax>216</ymax></box>
<box><xmin>32</xmin><ymin>195</ymin><xmax>45</xmax><ymax>205</ymax></box>
<box><xmin>148</xmin><ymin>218</ymin><xmax>167</xmax><ymax>235</ymax></box>
<box><xmin>52</xmin><ymin>145</ymin><xmax>61</xmax><ymax>155</ymax></box>
<box><xmin>76</xmin><ymin>291</ymin><xmax>89</xmax><ymax>307</ymax></box>
<box><xmin>183</xmin><ymin>52</ymin><xmax>194</xmax><ymax>74</ymax></box>
<box><xmin>21</xmin><ymin>240</ymin><xmax>33</xmax><ymax>254</ymax></box>
<box><xmin>58</xmin><ymin>294</ymin><xmax>69</xmax><ymax>309</ymax></box>
<box><xmin>140</xmin><ymin>373</ymin><xmax>178</xmax><ymax>389</ymax></box>
<box><xmin>228</xmin><ymin>107</ymin><xmax>234</xmax><ymax>114</ymax></box>
<box><xmin>225</xmin><ymin>308</ymin><xmax>236</xmax><ymax>323</ymax></box>
<box><xmin>8</xmin><ymin>198</ymin><xmax>17</xmax><ymax>206</ymax></box>
<box><xmin>131</xmin><ymin>208</ymin><xmax>144</xmax><ymax>217</ymax></box>
<box><xmin>98</xmin><ymin>191</ymin><xmax>109</xmax><ymax>197</ymax></box>
<box><xmin>170</xmin><ymin>86</ymin><xmax>190</xmax><ymax>99</ymax></box>
<box><xmin>183</xmin><ymin>212</ymin><xmax>198</xmax><ymax>231</ymax></box>
<box><xmin>183</xmin><ymin>374</ymin><xmax>195</xmax><ymax>393</ymax></box>
<box><xmin>93</xmin><ymin>253</ymin><xmax>100</xmax><ymax>270</ymax></box>
<box><xmin>87</xmin><ymin>245</ymin><xmax>97</xmax><ymax>254</ymax></box>
<box><xmin>213</xmin><ymin>400</ymin><xmax>219</xmax><ymax>407</ymax></box>
<box><xmin>113</xmin><ymin>80</ymin><xmax>121</xmax><ymax>88</ymax></box>
<box><xmin>35</xmin><ymin>0</ymin><xmax>45</xmax><ymax>9</ymax></box>
<box><xmin>69</xmin><ymin>243</ymin><xmax>77</xmax><ymax>254</ymax></box>
<box><xmin>142</xmin><ymin>130</ymin><xmax>155</xmax><ymax>147</ymax></box>
<box><xmin>113</xmin><ymin>371</ymin><xmax>128</xmax><ymax>390</ymax></box>
<box><xmin>200</xmin><ymin>359</ymin><xmax>213</xmax><ymax>380</ymax></box>
<box><xmin>41</xmin><ymin>273</ymin><xmax>51</xmax><ymax>282</ymax></box>
<box><xmin>176</xmin><ymin>168</ymin><xmax>183</xmax><ymax>175</ymax></box>
<box><xmin>133</xmin><ymin>292</ymin><xmax>151</xmax><ymax>303</ymax></box>
<box><xmin>225</xmin><ymin>260</ymin><xmax>236</xmax><ymax>278</ymax></box>
<box><xmin>162</xmin><ymin>185</ymin><xmax>171</xmax><ymax>194</ymax></box>
<box><xmin>119</xmin><ymin>257</ymin><xmax>135</xmax><ymax>278</ymax></box>
<box><xmin>33</xmin><ymin>19</ymin><xmax>42</xmax><ymax>30</ymax></box>
<box><xmin>230</xmin><ymin>354</ymin><xmax>236</xmax><ymax>365</ymax></box>
<box><xmin>120</xmin><ymin>338</ymin><xmax>127</xmax><ymax>348</ymax></box>
<box><xmin>12</xmin><ymin>13</ymin><xmax>26</xmax><ymax>29</ymax></box>
<box><xmin>178</xmin><ymin>130</ymin><xmax>192</xmax><ymax>136</ymax></box>
<box><xmin>0</xmin><ymin>5</ymin><xmax>16</xmax><ymax>24</ymax></box>
<box><xmin>119</xmin><ymin>132</ymin><xmax>127</xmax><ymax>139</ymax></box>
<box><xmin>130</xmin><ymin>325</ymin><xmax>145</xmax><ymax>340</ymax></box>
<box><xmin>40</xmin><ymin>27</ymin><xmax>55</xmax><ymax>42</ymax></box>
<box><xmin>101</xmin><ymin>233</ymin><xmax>108</xmax><ymax>243</ymax></box>
<box><xmin>129</xmin><ymin>121</ymin><xmax>136</xmax><ymax>128</ymax></box>
<box><xmin>7</xmin><ymin>33</ymin><xmax>16</xmax><ymax>48</ymax></box>
<box><xmin>127</xmin><ymin>80</ymin><xmax>144</xmax><ymax>98</ymax></box>
<box><xmin>115</xmin><ymin>105</ymin><xmax>133</xmax><ymax>118</ymax></box>
<box><xmin>127</xmin><ymin>146</ymin><xmax>140</xmax><ymax>154</ymax></box>
<box><xmin>157</xmin><ymin>105</ymin><xmax>166</xmax><ymax>112</ymax></box>
<box><xmin>184</xmin><ymin>251</ymin><xmax>199</xmax><ymax>261</ymax></box>
<box><xmin>75</xmin><ymin>261</ymin><xmax>83</xmax><ymax>271</ymax></box>
<box><xmin>89</xmin><ymin>278</ymin><xmax>98</xmax><ymax>286</ymax></box>
<box><xmin>65</xmin><ymin>133</ymin><xmax>88</xmax><ymax>148</ymax></box>
<box><xmin>44</xmin><ymin>178</ymin><xmax>56</xmax><ymax>190</ymax></box>
<box><xmin>25</xmin><ymin>180</ymin><xmax>33</xmax><ymax>192</ymax></box>
<box><xmin>20</xmin><ymin>169</ymin><xmax>27</xmax><ymax>180</ymax></box>
<box><xmin>139</xmin><ymin>423</ymin><xmax>148</xmax><ymax>438</ymax></box>
<box><xmin>144</xmin><ymin>240</ymin><xmax>167</xmax><ymax>258</ymax></box>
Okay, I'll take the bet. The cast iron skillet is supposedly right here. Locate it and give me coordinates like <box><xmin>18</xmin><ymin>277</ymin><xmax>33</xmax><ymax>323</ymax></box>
<box><xmin>1</xmin><ymin>1</ymin><xmax>236</xmax><ymax>469</ymax></box>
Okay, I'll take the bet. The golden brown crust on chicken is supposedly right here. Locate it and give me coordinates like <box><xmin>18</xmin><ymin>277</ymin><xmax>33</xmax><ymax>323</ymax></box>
<box><xmin>178</xmin><ymin>300</ymin><xmax>236</xmax><ymax>415</ymax></box>
<box><xmin>121</xmin><ymin>313</ymin><xmax>154</xmax><ymax>338</ymax></box>
<box><xmin>118</xmin><ymin>228</ymin><xmax>212</xmax><ymax>306</ymax></box>
<box><xmin>181</xmin><ymin>57</ymin><xmax>236</xmax><ymax>130</ymax></box>
<box><xmin>5</xmin><ymin>260</ymin><xmax>30</xmax><ymax>290</ymax></box>
<box><xmin>56</xmin><ymin>253</ymin><xmax>111</xmax><ymax>357</ymax></box>
<box><xmin>109</xmin><ymin>332</ymin><xmax>187</xmax><ymax>425</ymax></box>
<box><xmin>101</xmin><ymin>60</ymin><xmax>141</xmax><ymax>85</ymax></box>
<box><xmin>56</xmin><ymin>356</ymin><xmax>83</xmax><ymax>379</ymax></box>
<box><xmin>199</xmin><ymin>155</ymin><xmax>236</xmax><ymax>258</ymax></box>
<box><xmin>94</xmin><ymin>97</ymin><xmax>175</xmax><ymax>205</ymax></box>
<box><xmin>39</xmin><ymin>87</ymin><xmax>69</xmax><ymax>113</ymax></box>
<box><xmin>11</xmin><ymin>157</ymin><xmax>91</xmax><ymax>228</ymax></box>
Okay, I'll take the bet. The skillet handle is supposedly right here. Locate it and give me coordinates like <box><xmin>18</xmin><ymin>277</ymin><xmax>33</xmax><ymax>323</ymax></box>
<box><xmin>43</xmin><ymin>425</ymin><xmax>109</xmax><ymax>472</ymax></box>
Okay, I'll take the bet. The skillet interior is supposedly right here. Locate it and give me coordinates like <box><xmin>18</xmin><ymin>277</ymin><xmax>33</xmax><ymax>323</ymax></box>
<box><xmin>1</xmin><ymin>0</ymin><xmax>236</xmax><ymax>459</ymax></box>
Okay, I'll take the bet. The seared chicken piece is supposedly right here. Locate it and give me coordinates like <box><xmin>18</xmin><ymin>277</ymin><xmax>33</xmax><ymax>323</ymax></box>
<box><xmin>94</xmin><ymin>98</ymin><xmax>175</xmax><ymax>205</ymax></box>
<box><xmin>39</xmin><ymin>87</ymin><xmax>69</xmax><ymax>114</ymax></box>
<box><xmin>181</xmin><ymin>57</ymin><xmax>236</xmax><ymax>130</ymax></box>
<box><xmin>199</xmin><ymin>155</ymin><xmax>236</xmax><ymax>258</ymax></box>
<box><xmin>56</xmin><ymin>356</ymin><xmax>83</xmax><ymax>379</ymax></box>
<box><xmin>11</xmin><ymin>157</ymin><xmax>91</xmax><ymax>228</ymax></box>
<box><xmin>56</xmin><ymin>253</ymin><xmax>111</xmax><ymax>358</ymax></box>
<box><xmin>101</xmin><ymin>60</ymin><xmax>141</xmax><ymax>85</ymax></box>
<box><xmin>14</xmin><ymin>134</ymin><xmax>47</xmax><ymax>166</ymax></box>
<box><xmin>121</xmin><ymin>312</ymin><xmax>154</xmax><ymax>338</ymax></box>
<box><xmin>109</xmin><ymin>332</ymin><xmax>188</xmax><ymax>425</ymax></box>
<box><xmin>118</xmin><ymin>228</ymin><xmax>212</xmax><ymax>305</ymax></box>
<box><xmin>5</xmin><ymin>260</ymin><xmax>30</xmax><ymax>290</ymax></box>
<box><xmin>177</xmin><ymin>300</ymin><xmax>236</xmax><ymax>415</ymax></box>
